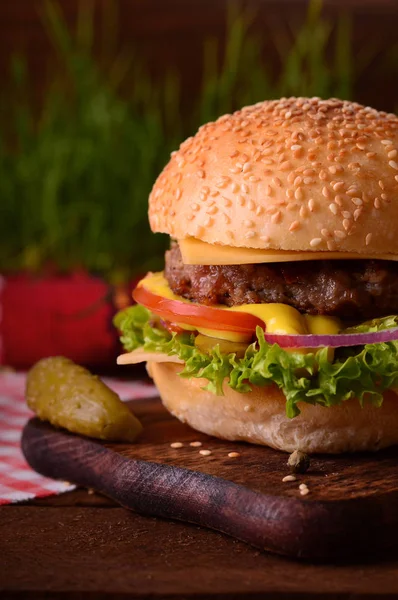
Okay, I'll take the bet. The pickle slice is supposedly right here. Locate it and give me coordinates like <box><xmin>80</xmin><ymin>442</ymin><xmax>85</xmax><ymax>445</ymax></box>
<box><xmin>194</xmin><ymin>334</ymin><xmax>248</xmax><ymax>357</ymax></box>
<box><xmin>26</xmin><ymin>356</ymin><xmax>142</xmax><ymax>442</ymax></box>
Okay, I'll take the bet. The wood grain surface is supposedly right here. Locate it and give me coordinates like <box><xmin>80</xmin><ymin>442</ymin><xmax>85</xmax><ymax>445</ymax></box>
<box><xmin>20</xmin><ymin>397</ymin><xmax>398</xmax><ymax>562</ymax></box>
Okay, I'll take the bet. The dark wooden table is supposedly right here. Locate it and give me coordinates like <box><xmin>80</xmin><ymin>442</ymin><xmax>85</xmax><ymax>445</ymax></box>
<box><xmin>3</xmin><ymin>482</ymin><xmax>398</xmax><ymax>598</ymax></box>
<box><xmin>4</xmin><ymin>395</ymin><xmax>398</xmax><ymax>599</ymax></box>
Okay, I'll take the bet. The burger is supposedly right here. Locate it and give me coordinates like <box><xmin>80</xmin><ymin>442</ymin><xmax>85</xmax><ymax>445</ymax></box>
<box><xmin>114</xmin><ymin>97</ymin><xmax>398</xmax><ymax>454</ymax></box>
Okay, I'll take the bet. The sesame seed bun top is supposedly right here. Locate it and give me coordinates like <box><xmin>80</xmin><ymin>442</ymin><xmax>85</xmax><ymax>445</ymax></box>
<box><xmin>149</xmin><ymin>97</ymin><xmax>398</xmax><ymax>254</ymax></box>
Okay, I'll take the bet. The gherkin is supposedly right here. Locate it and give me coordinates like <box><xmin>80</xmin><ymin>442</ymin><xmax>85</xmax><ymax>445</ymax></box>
<box><xmin>26</xmin><ymin>356</ymin><xmax>142</xmax><ymax>442</ymax></box>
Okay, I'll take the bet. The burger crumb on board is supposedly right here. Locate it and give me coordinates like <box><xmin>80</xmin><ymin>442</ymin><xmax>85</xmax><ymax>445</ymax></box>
<box><xmin>288</xmin><ymin>450</ymin><xmax>310</xmax><ymax>474</ymax></box>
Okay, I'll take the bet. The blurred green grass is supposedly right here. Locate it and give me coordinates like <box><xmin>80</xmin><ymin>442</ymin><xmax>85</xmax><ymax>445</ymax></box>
<box><xmin>0</xmin><ymin>0</ymin><xmax>383</xmax><ymax>281</ymax></box>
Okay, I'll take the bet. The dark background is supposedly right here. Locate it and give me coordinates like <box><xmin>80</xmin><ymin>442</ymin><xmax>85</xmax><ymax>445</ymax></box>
<box><xmin>1</xmin><ymin>0</ymin><xmax>398</xmax><ymax>114</ymax></box>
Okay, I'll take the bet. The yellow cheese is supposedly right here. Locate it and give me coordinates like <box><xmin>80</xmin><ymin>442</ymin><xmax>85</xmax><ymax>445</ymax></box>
<box><xmin>137</xmin><ymin>272</ymin><xmax>342</xmax><ymax>339</ymax></box>
<box><xmin>179</xmin><ymin>237</ymin><xmax>398</xmax><ymax>265</ymax></box>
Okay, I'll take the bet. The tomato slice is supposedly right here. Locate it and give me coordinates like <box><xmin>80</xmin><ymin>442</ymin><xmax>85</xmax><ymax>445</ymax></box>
<box><xmin>133</xmin><ymin>284</ymin><xmax>264</xmax><ymax>334</ymax></box>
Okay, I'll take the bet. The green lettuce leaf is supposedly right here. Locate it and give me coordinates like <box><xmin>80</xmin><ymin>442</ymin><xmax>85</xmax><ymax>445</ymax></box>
<box><xmin>343</xmin><ymin>315</ymin><xmax>398</xmax><ymax>333</ymax></box>
<box><xmin>114</xmin><ymin>305</ymin><xmax>398</xmax><ymax>418</ymax></box>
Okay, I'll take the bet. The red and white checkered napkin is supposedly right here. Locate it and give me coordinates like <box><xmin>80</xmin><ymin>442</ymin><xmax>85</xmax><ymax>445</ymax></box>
<box><xmin>0</xmin><ymin>371</ymin><xmax>158</xmax><ymax>505</ymax></box>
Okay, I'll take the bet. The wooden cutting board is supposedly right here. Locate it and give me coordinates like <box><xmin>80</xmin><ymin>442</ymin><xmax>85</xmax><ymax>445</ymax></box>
<box><xmin>22</xmin><ymin>397</ymin><xmax>398</xmax><ymax>561</ymax></box>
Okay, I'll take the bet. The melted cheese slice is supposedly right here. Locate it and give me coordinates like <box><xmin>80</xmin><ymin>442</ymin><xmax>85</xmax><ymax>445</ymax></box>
<box><xmin>179</xmin><ymin>237</ymin><xmax>398</xmax><ymax>265</ymax></box>
<box><xmin>118</xmin><ymin>273</ymin><xmax>342</xmax><ymax>364</ymax></box>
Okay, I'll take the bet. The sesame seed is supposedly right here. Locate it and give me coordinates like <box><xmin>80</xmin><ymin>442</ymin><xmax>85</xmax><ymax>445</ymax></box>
<box><xmin>322</xmin><ymin>186</ymin><xmax>331</xmax><ymax>199</ymax></box>
<box><xmin>334</xmin><ymin>230</ymin><xmax>346</xmax><ymax>239</ymax></box>
<box><xmin>248</xmin><ymin>199</ymin><xmax>255</xmax><ymax>211</ymax></box>
<box><xmin>265</xmin><ymin>184</ymin><xmax>273</xmax><ymax>196</ymax></box>
<box><xmin>231</xmin><ymin>182</ymin><xmax>239</xmax><ymax>193</ymax></box>
<box><xmin>170</xmin><ymin>442</ymin><xmax>183</xmax><ymax>449</ymax></box>
<box><xmin>207</xmin><ymin>206</ymin><xmax>218</xmax><ymax>215</ymax></box>
<box><xmin>282</xmin><ymin>475</ymin><xmax>297</xmax><ymax>482</ymax></box>
<box><xmin>342</xmin><ymin>211</ymin><xmax>351</xmax><ymax>219</ymax></box>
<box><xmin>272</xmin><ymin>177</ymin><xmax>282</xmax><ymax>187</ymax></box>
<box><xmin>241</xmin><ymin>183</ymin><xmax>249</xmax><ymax>194</ymax></box>
<box><xmin>222</xmin><ymin>196</ymin><xmax>232</xmax><ymax>207</ymax></box>
<box><xmin>310</xmin><ymin>237</ymin><xmax>322</xmax><ymax>248</ymax></box>
<box><xmin>343</xmin><ymin>219</ymin><xmax>351</xmax><ymax>231</ymax></box>
<box><xmin>382</xmin><ymin>139</ymin><xmax>393</xmax><ymax>145</ymax></box>
<box><xmin>354</xmin><ymin>208</ymin><xmax>362</xmax><ymax>220</ymax></box>
<box><xmin>374</xmin><ymin>198</ymin><xmax>381</xmax><ymax>209</ymax></box>
<box><xmin>299</xmin><ymin>483</ymin><xmax>308</xmax><ymax>490</ymax></box>
<box><xmin>289</xmin><ymin>221</ymin><xmax>300</xmax><ymax>232</ymax></box>
<box><xmin>228</xmin><ymin>452</ymin><xmax>240</xmax><ymax>458</ymax></box>
<box><xmin>295</xmin><ymin>187</ymin><xmax>304</xmax><ymax>201</ymax></box>
<box><xmin>190</xmin><ymin>441</ymin><xmax>202</xmax><ymax>447</ymax></box>
<box><xmin>388</xmin><ymin>149</ymin><xmax>397</xmax><ymax>159</ymax></box>
<box><xmin>244</xmin><ymin>405</ymin><xmax>251</xmax><ymax>412</ymax></box>
<box><xmin>199</xmin><ymin>449</ymin><xmax>212</xmax><ymax>456</ymax></box>
<box><xmin>215</xmin><ymin>177</ymin><xmax>230</xmax><ymax>188</ymax></box>
<box><xmin>300</xmin><ymin>206</ymin><xmax>307</xmax><ymax>218</ymax></box>
<box><xmin>245</xmin><ymin>231</ymin><xmax>256</xmax><ymax>239</ymax></box>
<box><xmin>333</xmin><ymin>181</ymin><xmax>345</xmax><ymax>192</ymax></box>
<box><xmin>351</xmin><ymin>197</ymin><xmax>363</xmax><ymax>206</ymax></box>
<box><xmin>244</xmin><ymin>219</ymin><xmax>254</xmax><ymax>227</ymax></box>
<box><xmin>229</xmin><ymin>167</ymin><xmax>240</xmax><ymax>174</ymax></box>
<box><xmin>308</xmin><ymin>198</ymin><xmax>316</xmax><ymax>212</ymax></box>
<box><xmin>389</xmin><ymin>161</ymin><xmax>398</xmax><ymax>170</ymax></box>
<box><xmin>256</xmin><ymin>206</ymin><xmax>264</xmax><ymax>216</ymax></box>
<box><xmin>242</xmin><ymin>162</ymin><xmax>251</xmax><ymax>172</ymax></box>
<box><xmin>366</xmin><ymin>233</ymin><xmax>373</xmax><ymax>246</ymax></box>
<box><xmin>271</xmin><ymin>211</ymin><xmax>282</xmax><ymax>224</ymax></box>
<box><xmin>378</xmin><ymin>180</ymin><xmax>385</xmax><ymax>190</ymax></box>
<box><xmin>300</xmin><ymin>488</ymin><xmax>310</xmax><ymax>496</ymax></box>
<box><xmin>329</xmin><ymin>203</ymin><xmax>338</xmax><ymax>215</ymax></box>
<box><xmin>238</xmin><ymin>196</ymin><xmax>246</xmax><ymax>206</ymax></box>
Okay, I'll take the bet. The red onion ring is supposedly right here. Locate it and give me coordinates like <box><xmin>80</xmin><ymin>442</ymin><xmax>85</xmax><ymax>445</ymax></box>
<box><xmin>264</xmin><ymin>327</ymin><xmax>398</xmax><ymax>348</ymax></box>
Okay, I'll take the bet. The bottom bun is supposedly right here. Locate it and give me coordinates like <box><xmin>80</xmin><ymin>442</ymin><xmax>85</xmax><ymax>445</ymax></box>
<box><xmin>148</xmin><ymin>361</ymin><xmax>398</xmax><ymax>454</ymax></box>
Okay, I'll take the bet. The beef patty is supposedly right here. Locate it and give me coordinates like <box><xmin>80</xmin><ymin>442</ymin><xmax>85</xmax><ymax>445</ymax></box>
<box><xmin>164</xmin><ymin>243</ymin><xmax>398</xmax><ymax>319</ymax></box>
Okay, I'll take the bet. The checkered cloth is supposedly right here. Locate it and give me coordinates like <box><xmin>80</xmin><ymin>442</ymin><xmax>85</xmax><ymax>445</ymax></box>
<box><xmin>0</xmin><ymin>371</ymin><xmax>157</xmax><ymax>505</ymax></box>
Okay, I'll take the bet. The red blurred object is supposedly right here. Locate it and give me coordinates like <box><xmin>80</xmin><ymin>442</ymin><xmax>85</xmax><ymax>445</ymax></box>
<box><xmin>0</xmin><ymin>272</ymin><xmax>137</xmax><ymax>369</ymax></box>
